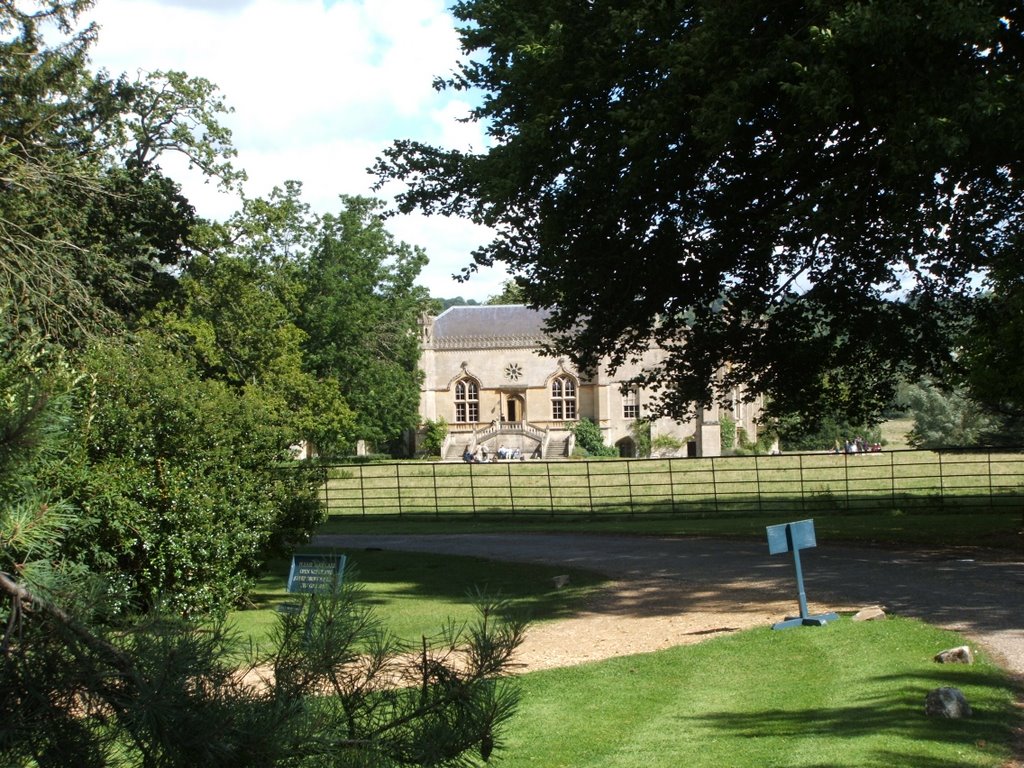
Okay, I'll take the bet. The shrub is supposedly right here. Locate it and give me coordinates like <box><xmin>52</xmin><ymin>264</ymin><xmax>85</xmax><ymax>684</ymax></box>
<box><xmin>51</xmin><ymin>334</ymin><xmax>323</xmax><ymax>617</ymax></box>
<box><xmin>569</xmin><ymin>418</ymin><xmax>618</xmax><ymax>457</ymax></box>
<box><xmin>421</xmin><ymin>417</ymin><xmax>449</xmax><ymax>456</ymax></box>
<box><xmin>720</xmin><ymin>414</ymin><xmax>737</xmax><ymax>454</ymax></box>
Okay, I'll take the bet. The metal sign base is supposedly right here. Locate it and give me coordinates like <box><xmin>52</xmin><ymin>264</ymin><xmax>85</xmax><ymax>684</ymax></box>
<box><xmin>772</xmin><ymin>612</ymin><xmax>839</xmax><ymax>631</ymax></box>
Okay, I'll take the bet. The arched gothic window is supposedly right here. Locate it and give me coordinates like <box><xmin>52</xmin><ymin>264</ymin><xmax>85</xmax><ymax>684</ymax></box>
<box><xmin>454</xmin><ymin>379</ymin><xmax>479</xmax><ymax>423</ymax></box>
<box><xmin>551</xmin><ymin>376</ymin><xmax>577</xmax><ymax>420</ymax></box>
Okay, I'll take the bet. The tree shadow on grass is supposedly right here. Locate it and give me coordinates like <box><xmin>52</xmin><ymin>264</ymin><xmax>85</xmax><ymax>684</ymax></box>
<box><xmin>786</xmin><ymin>755</ymin><xmax>999</xmax><ymax>768</ymax></box>
<box><xmin>245</xmin><ymin>549</ymin><xmax>607</xmax><ymax>623</ymax></box>
<box><xmin>310</xmin><ymin>533</ymin><xmax>1024</xmax><ymax>644</ymax></box>
<box><xmin>686</xmin><ymin>669</ymin><xmax>1017</xmax><ymax>767</ymax></box>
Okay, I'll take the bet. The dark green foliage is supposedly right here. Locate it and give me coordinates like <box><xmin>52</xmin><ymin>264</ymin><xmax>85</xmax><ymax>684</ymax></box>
<box><xmin>0</xmin><ymin>576</ymin><xmax>524</xmax><ymax>768</ymax></box>
<box><xmin>299</xmin><ymin>196</ymin><xmax>429</xmax><ymax>454</ymax></box>
<box><xmin>630</xmin><ymin>419</ymin><xmax>651</xmax><ymax>458</ymax></box>
<box><xmin>899</xmin><ymin>379</ymin><xmax>996</xmax><ymax>449</ymax></box>
<box><xmin>720</xmin><ymin>415</ymin><xmax>738</xmax><ymax>454</ymax></box>
<box><xmin>436</xmin><ymin>297</ymin><xmax>482</xmax><ymax>310</ymax></box>
<box><xmin>1</xmin><ymin>7</ymin><xmax>522</xmax><ymax>765</ymax></box>
<box><xmin>569</xmin><ymin>417</ymin><xmax>618</xmax><ymax>457</ymax></box>
<box><xmin>485</xmin><ymin>279</ymin><xmax>525</xmax><ymax>306</ymax></box>
<box><xmin>151</xmin><ymin>250</ymin><xmax>358</xmax><ymax>457</ymax></box>
<box><xmin>1</xmin><ymin>335</ymin><xmax>522</xmax><ymax>768</ymax></box>
<box><xmin>50</xmin><ymin>333</ymin><xmax>323</xmax><ymax>616</ymax></box>
<box><xmin>375</xmin><ymin>0</ymin><xmax>1024</xmax><ymax>426</ymax></box>
<box><xmin>0</xmin><ymin>328</ymin><xmax>96</xmax><ymax>615</ymax></box>
<box><xmin>959</xmin><ymin>278</ymin><xmax>1024</xmax><ymax>420</ymax></box>
<box><xmin>0</xmin><ymin>608</ymin><xmax>258</xmax><ymax>768</ymax></box>
<box><xmin>0</xmin><ymin>0</ymin><xmax>112</xmax><ymax>340</ymax></box>
<box><xmin>421</xmin><ymin>417</ymin><xmax>449</xmax><ymax>456</ymax></box>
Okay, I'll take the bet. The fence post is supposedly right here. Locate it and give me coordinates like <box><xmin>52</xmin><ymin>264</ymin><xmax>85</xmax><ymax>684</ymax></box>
<box><xmin>798</xmin><ymin>454</ymin><xmax>806</xmax><ymax>514</ymax></box>
<box><xmin>507</xmin><ymin>461</ymin><xmax>515</xmax><ymax>515</ymax></box>
<box><xmin>358</xmin><ymin>465</ymin><xmax>366</xmax><ymax>517</ymax></box>
<box><xmin>668</xmin><ymin>456</ymin><xmax>677</xmax><ymax>514</ymax></box>
<box><xmin>988</xmin><ymin>450</ymin><xmax>994</xmax><ymax>511</ymax></box>
<box><xmin>546</xmin><ymin>461</ymin><xmax>555</xmax><ymax>518</ymax></box>
<box><xmin>712</xmin><ymin>456</ymin><xmax>720</xmax><ymax>514</ymax></box>
<box><xmin>843</xmin><ymin>453</ymin><xmax>850</xmax><ymax>512</ymax></box>
<box><xmin>755</xmin><ymin>455</ymin><xmax>763</xmax><ymax>515</ymax></box>
<box><xmin>469</xmin><ymin>462</ymin><xmax>478</xmax><ymax>517</ymax></box>
<box><xmin>395</xmin><ymin>463</ymin><xmax>403</xmax><ymax>516</ymax></box>
<box><xmin>320</xmin><ymin>464</ymin><xmax>330</xmax><ymax>513</ymax></box>
<box><xmin>586</xmin><ymin>461</ymin><xmax>594</xmax><ymax>515</ymax></box>
<box><xmin>627</xmin><ymin>460</ymin><xmax>634</xmax><ymax>516</ymax></box>
<box><xmin>890</xmin><ymin>450</ymin><xmax>896</xmax><ymax>509</ymax></box>
<box><xmin>433</xmin><ymin>462</ymin><xmax>440</xmax><ymax>519</ymax></box>
<box><xmin>938</xmin><ymin>452</ymin><xmax>945</xmax><ymax>505</ymax></box>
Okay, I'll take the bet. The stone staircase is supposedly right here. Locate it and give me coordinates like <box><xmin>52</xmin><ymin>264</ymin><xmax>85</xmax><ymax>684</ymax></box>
<box><xmin>443</xmin><ymin>424</ymin><xmax>574</xmax><ymax>461</ymax></box>
<box><xmin>446</xmin><ymin>436</ymin><xmax>474</xmax><ymax>461</ymax></box>
<box><xmin>544</xmin><ymin>436</ymin><xmax>571</xmax><ymax>459</ymax></box>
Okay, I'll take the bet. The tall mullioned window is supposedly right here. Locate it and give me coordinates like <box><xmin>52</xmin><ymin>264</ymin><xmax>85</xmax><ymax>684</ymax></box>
<box><xmin>454</xmin><ymin>379</ymin><xmax>479</xmax><ymax>423</ymax></box>
<box><xmin>551</xmin><ymin>376</ymin><xmax>577</xmax><ymax>420</ymax></box>
<box><xmin>623</xmin><ymin>388</ymin><xmax>639</xmax><ymax>419</ymax></box>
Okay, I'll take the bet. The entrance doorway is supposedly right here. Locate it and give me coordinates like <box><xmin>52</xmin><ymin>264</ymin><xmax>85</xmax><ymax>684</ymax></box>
<box><xmin>506</xmin><ymin>395</ymin><xmax>524</xmax><ymax>423</ymax></box>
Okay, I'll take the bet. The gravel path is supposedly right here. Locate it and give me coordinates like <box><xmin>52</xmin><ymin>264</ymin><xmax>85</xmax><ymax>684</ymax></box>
<box><xmin>314</xmin><ymin>532</ymin><xmax>1024</xmax><ymax>678</ymax></box>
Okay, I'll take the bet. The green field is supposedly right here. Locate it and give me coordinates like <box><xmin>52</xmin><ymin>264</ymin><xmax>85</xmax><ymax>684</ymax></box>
<box><xmin>318</xmin><ymin>452</ymin><xmax>1024</xmax><ymax>539</ymax></box>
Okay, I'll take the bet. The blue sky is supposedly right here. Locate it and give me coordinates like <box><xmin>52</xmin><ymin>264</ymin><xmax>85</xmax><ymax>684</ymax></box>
<box><xmin>85</xmin><ymin>0</ymin><xmax>505</xmax><ymax>301</ymax></box>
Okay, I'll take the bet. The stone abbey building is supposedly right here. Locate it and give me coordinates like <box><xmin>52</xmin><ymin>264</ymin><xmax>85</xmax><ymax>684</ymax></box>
<box><xmin>415</xmin><ymin>305</ymin><xmax>762</xmax><ymax>460</ymax></box>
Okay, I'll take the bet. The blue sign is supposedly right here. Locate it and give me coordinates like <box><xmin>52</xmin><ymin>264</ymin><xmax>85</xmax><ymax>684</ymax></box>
<box><xmin>766</xmin><ymin>518</ymin><xmax>817</xmax><ymax>555</ymax></box>
<box><xmin>766</xmin><ymin>519</ymin><xmax>838</xmax><ymax>630</ymax></box>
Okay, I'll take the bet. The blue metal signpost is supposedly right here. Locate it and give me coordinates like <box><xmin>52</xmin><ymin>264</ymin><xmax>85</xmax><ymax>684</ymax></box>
<box><xmin>766</xmin><ymin>519</ymin><xmax>838</xmax><ymax>630</ymax></box>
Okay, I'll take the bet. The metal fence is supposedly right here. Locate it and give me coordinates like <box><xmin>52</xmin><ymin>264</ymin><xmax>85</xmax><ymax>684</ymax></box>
<box><xmin>318</xmin><ymin>449</ymin><xmax>1024</xmax><ymax>519</ymax></box>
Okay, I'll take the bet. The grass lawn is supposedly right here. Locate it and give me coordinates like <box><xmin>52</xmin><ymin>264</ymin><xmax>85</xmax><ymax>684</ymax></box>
<box><xmin>229</xmin><ymin>548</ymin><xmax>608</xmax><ymax>652</ymax></box>
<box><xmin>231</xmin><ymin>546</ymin><xmax>1022</xmax><ymax>767</ymax></box>
<box><xmin>316</xmin><ymin>510</ymin><xmax>1022</xmax><ymax>550</ymax></box>
<box><xmin>501</xmin><ymin>618</ymin><xmax>1018</xmax><ymax>767</ymax></box>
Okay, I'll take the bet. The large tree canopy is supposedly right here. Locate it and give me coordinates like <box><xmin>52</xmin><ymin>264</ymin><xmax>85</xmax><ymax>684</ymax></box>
<box><xmin>0</xmin><ymin>1</ymin><xmax>239</xmax><ymax>343</ymax></box>
<box><xmin>375</xmin><ymin>1</ymin><xmax>1024</xmax><ymax>423</ymax></box>
<box><xmin>299</xmin><ymin>196</ymin><xmax>429</xmax><ymax>452</ymax></box>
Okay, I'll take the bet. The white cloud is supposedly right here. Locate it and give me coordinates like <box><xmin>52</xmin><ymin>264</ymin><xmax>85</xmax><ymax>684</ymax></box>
<box><xmin>84</xmin><ymin>0</ymin><xmax>505</xmax><ymax>301</ymax></box>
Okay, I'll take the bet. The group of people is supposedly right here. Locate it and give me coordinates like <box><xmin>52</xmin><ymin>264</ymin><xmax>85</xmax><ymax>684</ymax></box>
<box><xmin>835</xmin><ymin>437</ymin><xmax>882</xmax><ymax>454</ymax></box>
<box><xmin>462</xmin><ymin>444</ymin><xmax>524</xmax><ymax>463</ymax></box>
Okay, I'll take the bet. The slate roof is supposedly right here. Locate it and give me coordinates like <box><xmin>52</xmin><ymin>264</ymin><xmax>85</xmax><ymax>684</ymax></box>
<box><xmin>432</xmin><ymin>305</ymin><xmax>553</xmax><ymax>347</ymax></box>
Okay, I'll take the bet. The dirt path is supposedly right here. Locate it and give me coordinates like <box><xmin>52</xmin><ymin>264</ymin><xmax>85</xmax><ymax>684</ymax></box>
<box><xmin>505</xmin><ymin>577</ymin><xmax>835</xmax><ymax>672</ymax></box>
<box><xmin>313</xmin><ymin>533</ymin><xmax>1024</xmax><ymax>677</ymax></box>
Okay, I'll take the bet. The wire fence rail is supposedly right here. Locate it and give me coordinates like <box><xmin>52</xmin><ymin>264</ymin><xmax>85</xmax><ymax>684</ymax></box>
<box><xmin>317</xmin><ymin>449</ymin><xmax>1024</xmax><ymax>520</ymax></box>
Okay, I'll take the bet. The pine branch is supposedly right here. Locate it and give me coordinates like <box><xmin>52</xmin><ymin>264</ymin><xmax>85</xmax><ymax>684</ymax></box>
<box><xmin>0</xmin><ymin>570</ymin><xmax>135</xmax><ymax>678</ymax></box>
